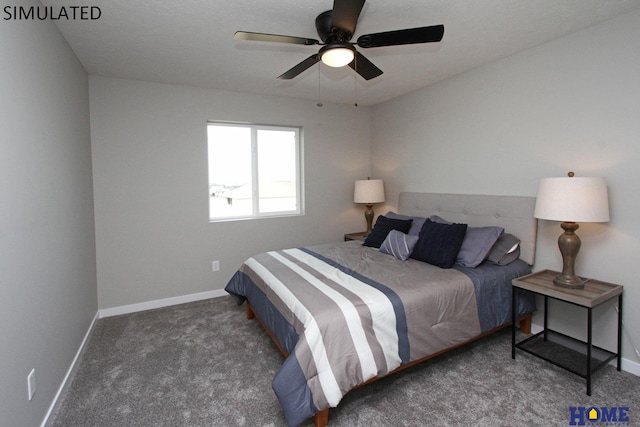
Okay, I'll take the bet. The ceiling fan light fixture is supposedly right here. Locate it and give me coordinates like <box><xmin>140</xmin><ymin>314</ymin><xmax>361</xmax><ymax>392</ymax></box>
<box><xmin>236</xmin><ymin>2</ymin><xmax>445</xmax><ymax>81</ymax></box>
<box><xmin>320</xmin><ymin>44</ymin><xmax>355</xmax><ymax>67</ymax></box>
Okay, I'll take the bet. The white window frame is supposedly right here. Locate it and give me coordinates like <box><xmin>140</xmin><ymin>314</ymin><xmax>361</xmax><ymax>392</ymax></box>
<box><xmin>207</xmin><ymin>121</ymin><xmax>304</xmax><ymax>222</ymax></box>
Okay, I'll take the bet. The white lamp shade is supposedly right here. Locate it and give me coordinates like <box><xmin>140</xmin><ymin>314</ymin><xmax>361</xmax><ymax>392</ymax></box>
<box><xmin>354</xmin><ymin>179</ymin><xmax>385</xmax><ymax>204</ymax></box>
<box><xmin>534</xmin><ymin>176</ymin><xmax>610</xmax><ymax>222</ymax></box>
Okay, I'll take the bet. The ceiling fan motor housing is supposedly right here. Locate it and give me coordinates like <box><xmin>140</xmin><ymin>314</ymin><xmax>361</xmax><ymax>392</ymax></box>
<box><xmin>315</xmin><ymin>10</ymin><xmax>353</xmax><ymax>43</ymax></box>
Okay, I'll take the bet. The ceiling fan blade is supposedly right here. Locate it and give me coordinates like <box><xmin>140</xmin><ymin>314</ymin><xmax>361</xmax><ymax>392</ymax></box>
<box><xmin>357</xmin><ymin>24</ymin><xmax>444</xmax><ymax>48</ymax></box>
<box><xmin>277</xmin><ymin>54</ymin><xmax>321</xmax><ymax>79</ymax></box>
<box><xmin>331</xmin><ymin>0</ymin><xmax>365</xmax><ymax>35</ymax></box>
<box><xmin>348</xmin><ymin>51</ymin><xmax>383</xmax><ymax>80</ymax></box>
<box><xmin>235</xmin><ymin>31</ymin><xmax>319</xmax><ymax>46</ymax></box>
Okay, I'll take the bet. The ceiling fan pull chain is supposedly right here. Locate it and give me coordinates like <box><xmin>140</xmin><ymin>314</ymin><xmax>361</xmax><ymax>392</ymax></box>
<box><xmin>354</xmin><ymin>55</ymin><xmax>358</xmax><ymax>107</ymax></box>
<box><xmin>317</xmin><ymin>65</ymin><xmax>323</xmax><ymax>107</ymax></box>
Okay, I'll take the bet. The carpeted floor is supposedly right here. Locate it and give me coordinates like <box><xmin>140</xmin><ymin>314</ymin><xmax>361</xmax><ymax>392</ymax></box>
<box><xmin>50</xmin><ymin>296</ymin><xmax>639</xmax><ymax>426</ymax></box>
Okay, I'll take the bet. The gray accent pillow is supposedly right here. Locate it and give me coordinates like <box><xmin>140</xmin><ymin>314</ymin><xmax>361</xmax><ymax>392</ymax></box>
<box><xmin>456</xmin><ymin>226</ymin><xmax>504</xmax><ymax>267</ymax></box>
<box><xmin>380</xmin><ymin>230</ymin><xmax>420</xmax><ymax>261</ymax></box>
<box><xmin>486</xmin><ymin>233</ymin><xmax>521</xmax><ymax>265</ymax></box>
<box><xmin>428</xmin><ymin>215</ymin><xmax>450</xmax><ymax>224</ymax></box>
<box><xmin>385</xmin><ymin>211</ymin><xmax>426</xmax><ymax>236</ymax></box>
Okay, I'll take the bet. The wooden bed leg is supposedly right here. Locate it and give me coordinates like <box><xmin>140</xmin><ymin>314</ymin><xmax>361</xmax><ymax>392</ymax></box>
<box><xmin>313</xmin><ymin>409</ymin><xmax>329</xmax><ymax>427</ymax></box>
<box><xmin>246</xmin><ymin>302</ymin><xmax>255</xmax><ymax>320</ymax></box>
<box><xmin>519</xmin><ymin>313</ymin><xmax>532</xmax><ymax>334</ymax></box>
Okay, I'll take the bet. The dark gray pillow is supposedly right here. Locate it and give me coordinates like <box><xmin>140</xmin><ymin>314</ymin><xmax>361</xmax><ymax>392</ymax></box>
<box><xmin>385</xmin><ymin>211</ymin><xmax>426</xmax><ymax>236</ymax></box>
<box><xmin>363</xmin><ymin>215</ymin><xmax>413</xmax><ymax>248</ymax></box>
<box><xmin>456</xmin><ymin>226</ymin><xmax>504</xmax><ymax>268</ymax></box>
<box><xmin>485</xmin><ymin>233</ymin><xmax>521</xmax><ymax>265</ymax></box>
<box><xmin>380</xmin><ymin>230</ymin><xmax>420</xmax><ymax>261</ymax></box>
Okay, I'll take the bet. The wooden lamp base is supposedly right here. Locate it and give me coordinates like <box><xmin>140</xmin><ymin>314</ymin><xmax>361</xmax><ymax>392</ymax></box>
<box><xmin>553</xmin><ymin>221</ymin><xmax>587</xmax><ymax>289</ymax></box>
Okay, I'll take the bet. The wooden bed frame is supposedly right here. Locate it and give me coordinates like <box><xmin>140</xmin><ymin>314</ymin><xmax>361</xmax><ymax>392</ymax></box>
<box><xmin>244</xmin><ymin>192</ymin><xmax>538</xmax><ymax>426</ymax></box>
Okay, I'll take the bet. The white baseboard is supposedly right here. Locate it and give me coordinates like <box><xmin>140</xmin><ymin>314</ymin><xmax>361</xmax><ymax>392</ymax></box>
<box><xmin>41</xmin><ymin>311</ymin><xmax>99</xmax><ymax>427</ymax></box>
<box><xmin>623</xmin><ymin>358</ymin><xmax>640</xmax><ymax>376</ymax></box>
<box><xmin>530</xmin><ymin>323</ymin><xmax>543</xmax><ymax>334</ymax></box>
<box><xmin>98</xmin><ymin>289</ymin><xmax>228</xmax><ymax>318</ymax></box>
<box><xmin>529</xmin><ymin>322</ymin><xmax>639</xmax><ymax>377</ymax></box>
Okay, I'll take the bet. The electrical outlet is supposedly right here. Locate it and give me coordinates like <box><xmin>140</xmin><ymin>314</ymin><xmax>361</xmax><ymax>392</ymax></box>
<box><xmin>27</xmin><ymin>369</ymin><xmax>36</xmax><ymax>401</ymax></box>
<box><xmin>211</xmin><ymin>260</ymin><xmax>220</xmax><ymax>272</ymax></box>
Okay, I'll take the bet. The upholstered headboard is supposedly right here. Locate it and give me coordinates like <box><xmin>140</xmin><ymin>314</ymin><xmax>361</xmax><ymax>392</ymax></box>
<box><xmin>398</xmin><ymin>192</ymin><xmax>537</xmax><ymax>266</ymax></box>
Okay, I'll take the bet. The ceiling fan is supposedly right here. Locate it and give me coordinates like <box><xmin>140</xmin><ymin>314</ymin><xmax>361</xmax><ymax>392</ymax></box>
<box><xmin>234</xmin><ymin>0</ymin><xmax>444</xmax><ymax>80</ymax></box>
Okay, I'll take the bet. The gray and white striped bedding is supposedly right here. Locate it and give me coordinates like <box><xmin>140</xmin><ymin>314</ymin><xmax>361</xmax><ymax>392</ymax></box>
<box><xmin>225</xmin><ymin>240</ymin><xmax>533</xmax><ymax>426</ymax></box>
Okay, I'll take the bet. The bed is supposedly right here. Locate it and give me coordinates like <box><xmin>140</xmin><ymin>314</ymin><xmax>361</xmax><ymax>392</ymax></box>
<box><xmin>225</xmin><ymin>192</ymin><xmax>537</xmax><ymax>426</ymax></box>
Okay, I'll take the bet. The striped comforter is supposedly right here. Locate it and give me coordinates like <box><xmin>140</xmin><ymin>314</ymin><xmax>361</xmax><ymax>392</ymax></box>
<box><xmin>225</xmin><ymin>241</ymin><xmax>526</xmax><ymax>426</ymax></box>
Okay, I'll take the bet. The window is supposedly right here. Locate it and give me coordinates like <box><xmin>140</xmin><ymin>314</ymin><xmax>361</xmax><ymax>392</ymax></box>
<box><xmin>208</xmin><ymin>122</ymin><xmax>303</xmax><ymax>221</ymax></box>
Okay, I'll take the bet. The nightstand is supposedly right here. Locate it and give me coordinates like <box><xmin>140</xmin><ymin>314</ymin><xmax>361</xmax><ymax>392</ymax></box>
<box><xmin>344</xmin><ymin>232</ymin><xmax>367</xmax><ymax>242</ymax></box>
<box><xmin>511</xmin><ymin>269</ymin><xmax>623</xmax><ymax>395</ymax></box>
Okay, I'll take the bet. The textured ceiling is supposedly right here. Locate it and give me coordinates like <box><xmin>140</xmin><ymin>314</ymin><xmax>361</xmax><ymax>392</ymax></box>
<box><xmin>44</xmin><ymin>0</ymin><xmax>640</xmax><ymax>106</ymax></box>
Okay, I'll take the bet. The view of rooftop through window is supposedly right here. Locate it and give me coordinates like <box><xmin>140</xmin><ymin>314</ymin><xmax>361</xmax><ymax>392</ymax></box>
<box><xmin>207</xmin><ymin>123</ymin><xmax>302</xmax><ymax>221</ymax></box>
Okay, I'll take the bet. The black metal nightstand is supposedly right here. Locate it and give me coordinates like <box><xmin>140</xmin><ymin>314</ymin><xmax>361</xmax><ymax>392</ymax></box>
<box><xmin>512</xmin><ymin>269</ymin><xmax>623</xmax><ymax>396</ymax></box>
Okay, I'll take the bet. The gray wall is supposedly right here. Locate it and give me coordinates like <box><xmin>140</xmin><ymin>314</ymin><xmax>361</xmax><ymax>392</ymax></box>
<box><xmin>0</xmin><ymin>3</ymin><xmax>98</xmax><ymax>426</ymax></box>
<box><xmin>372</xmin><ymin>10</ymin><xmax>640</xmax><ymax>368</ymax></box>
<box><xmin>89</xmin><ymin>76</ymin><xmax>372</xmax><ymax>309</ymax></box>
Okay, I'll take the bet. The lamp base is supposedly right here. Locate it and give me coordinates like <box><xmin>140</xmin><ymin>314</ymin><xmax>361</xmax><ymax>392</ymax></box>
<box><xmin>553</xmin><ymin>274</ymin><xmax>587</xmax><ymax>289</ymax></box>
<box><xmin>364</xmin><ymin>203</ymin><xmax>374</xmax><ymax>235</ymax></box>
<box><xmin>554</xmin><ymin>221</ymin><xmax>585</xmax><ymax>289</ymax></box>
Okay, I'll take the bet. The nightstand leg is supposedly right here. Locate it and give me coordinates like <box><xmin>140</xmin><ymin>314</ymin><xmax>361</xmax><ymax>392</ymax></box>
<box><xmin>512</xmin><ymin>286</ymin><xmax>517</xmax><ymax>359</ymax></box>
<box><xmin>543</xmin><ymin>296</ymin><xmax>548</xmax><ymax>341</ymax></box>
<box><xmin>617</xmin><ymin>294</ymin><xmax>623</xmax><ymax>371</ymax></box>
<box><xmin>587</xmin><ymin>308</ymin><xmax>592</xmax><ymax>396</ymax></box>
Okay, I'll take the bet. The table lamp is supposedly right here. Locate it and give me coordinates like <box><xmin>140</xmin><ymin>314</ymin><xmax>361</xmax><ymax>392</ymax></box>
<box><xmin>534</xmin><ymin>172</ymin><xmax>610</xmax><ymax>288</ymax></box>
<box><xmin>354</xmin><ymin>178</ymin><xmax>385</xmax><ymax>235</ymax></box>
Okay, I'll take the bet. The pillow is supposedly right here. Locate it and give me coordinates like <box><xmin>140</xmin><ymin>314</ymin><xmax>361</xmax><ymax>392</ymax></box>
<box><xmin>385</xmin><ymin>211</ymin><xmax>427</xmax><ymax>236</ymax></box>
<box><xmin>411</xmin><ymin>219</ymin><xmax>467</xmax><ymax>268</ymax></box>
<box><xmin>429</xmin><ymin>215</ymin><xmax>505</xmax><ymax>267</ymax></box>
<box><xmin>456</xmin><ymin>226</ymin><xmax>504</xmax><ymax>268</ymax></box>
<box><xmin>380</xmin><ymin>230</ymin><xmax>420</xmax><ymax>261</ymax></box>
<box><xmin>485</xmin><ymin>233</ymin><xmax>521</xmax><ymax>265</ymax></box>
<box><xmin>363</xmin><ymin>216</ymin><xmax>413</xmax><ymax>248</ymax></box>
<box><xmin>428</xmin><ymin>215</ymin><xmax>451</xmax><ymax>224</ymax></box>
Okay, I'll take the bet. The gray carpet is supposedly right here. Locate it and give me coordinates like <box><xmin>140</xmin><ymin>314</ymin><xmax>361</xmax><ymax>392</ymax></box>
<box><xmin>50</xmin><ymin>296</ymin><xmax>640</xmax><ymax>426</ymax></box>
